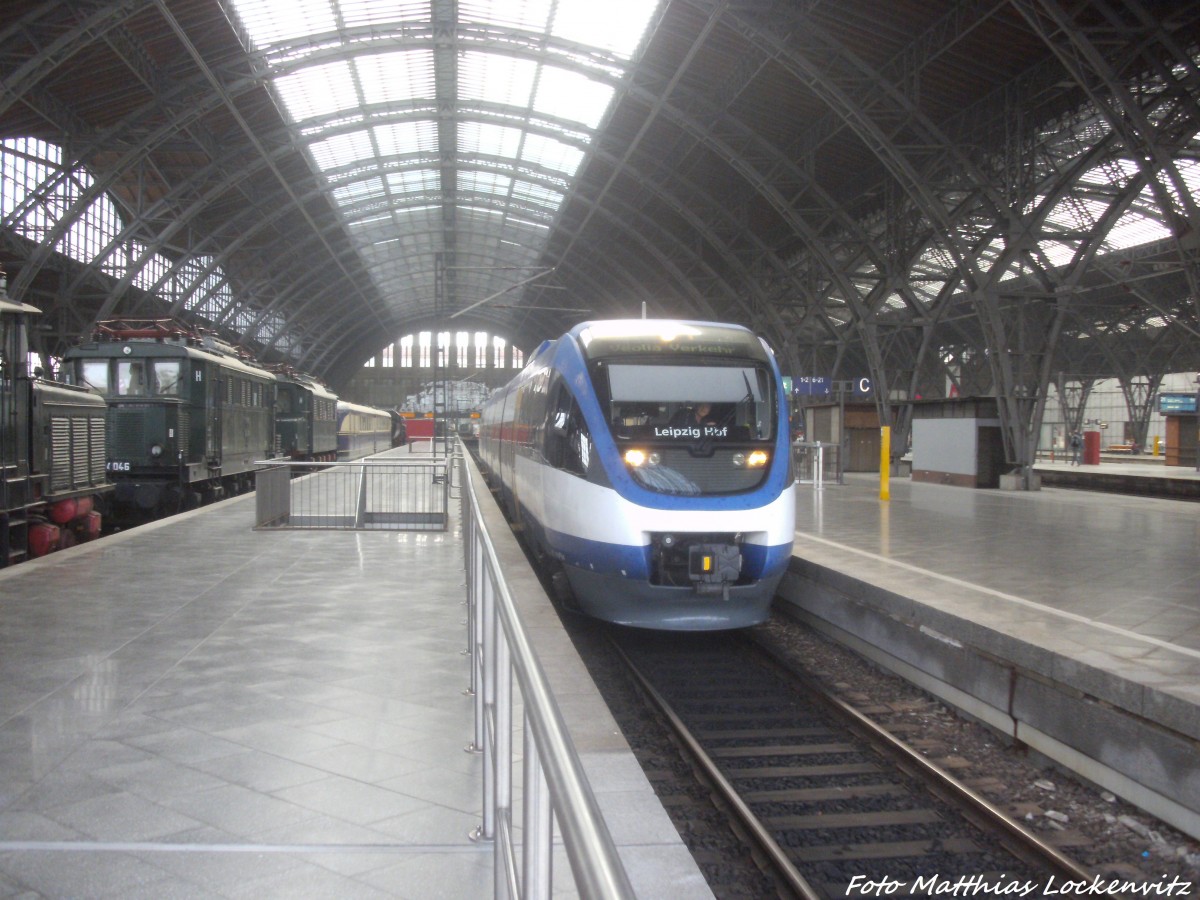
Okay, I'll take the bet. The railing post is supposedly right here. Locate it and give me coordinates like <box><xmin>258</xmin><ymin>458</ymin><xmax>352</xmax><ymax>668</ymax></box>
<box><xmin>523</xmin><ymin>716</ymin><xmax>552</xmax><ymax>900</ymax></box>
<box><xmin>478</xmin><ymin>571</ymin><xmax>497</xmax><ymax>842</ymax></box>
<box><xmin>468</xmin><ymin>520</ymin><xmax>484</xmax><ymax>734</ymax></box>
<box><xmin>495</xmin><ymin>627</ymin><xmax>514</xmax><ymax>899</ymax></box>
<box><xmin>353</xmin><ymin>464</ymin><xmax>367</xmax><ymax>528</ymax></box>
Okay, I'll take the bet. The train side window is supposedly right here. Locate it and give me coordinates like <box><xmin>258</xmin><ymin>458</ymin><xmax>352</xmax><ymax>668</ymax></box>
<box><xmin>544</xmin><ymin>381</ymin><xmax>571</xmax><ymax>468</ymax></box>
<box><xmin>544</xmin><ymin>381</ymin><xmax>591</xmax><ymax>476</ymax></box>
<box><xmin>568</xmin><ymin>411</ymin><xmax>591</xmax><ymax>477</ymax></box>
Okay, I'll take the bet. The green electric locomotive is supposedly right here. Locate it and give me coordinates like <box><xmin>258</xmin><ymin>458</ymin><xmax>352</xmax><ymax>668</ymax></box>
<box><xmin>62</xmin><ymin>319</ymin><xmax>276</xmax><ymax>517</ymax></box>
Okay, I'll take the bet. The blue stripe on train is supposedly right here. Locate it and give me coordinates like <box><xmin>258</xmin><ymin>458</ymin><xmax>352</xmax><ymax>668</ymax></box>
<box><xmin>529</xmin><ymin>514</ymin><xmax>792</xmax><ymax>581</ymax></box>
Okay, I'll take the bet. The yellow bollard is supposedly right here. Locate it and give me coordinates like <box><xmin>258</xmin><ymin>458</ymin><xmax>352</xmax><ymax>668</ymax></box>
<box><xmin>880</xmin><ymin>426</ymin><xmax>890</xmax><ymax>501</ymax></box>
<box><xmin>1154</xmin><ymin>435</ymin><xmax>1161</xmax><ymax>457</ymax></box>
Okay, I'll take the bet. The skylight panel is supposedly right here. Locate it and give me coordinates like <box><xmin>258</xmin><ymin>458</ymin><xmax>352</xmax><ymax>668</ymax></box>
<box><xmin>520</xmin><ymin>133</ymin><xmax>584</xmax><ymax>177</ymax></box>
<box><xmin>460</xmin><ymin>171</ymin><xmax>514</xmax><ymax>196</ymax></box>
<box><xmin>333</xmin><ymin>177</ymin><xmax>385</xmax><ymax>205</ymax></box>
<box><xmin>1104</xmin><ymin>212</ymin><xmax>1171</xmax><ymax>250</ymax></box>
<box><xmin>274</xmin><ymin>61</ymin><xmax>360</xmax><ymax>122</ymax></box>
<box><xmin>233</xmin><ymin>0</ymin><xmax>337</xmax><ymax>49</ymax></box>
<box><xmin>386</xmin><ymin>169</ymin><xmax>440</xmax><ymax>195</ymax></box>
<box><xmin>513</xmin><ymin>180</ymin><xmax>563</xmax><ymax>209</ymax></box>
<box><xmin>374</xmin><ymin>121</ymin><xmax>438</xmax><ymax>157</ymax></box>
<box><xmin>1038</xmin><ymin>240</ymin><xmax>1078</xmax><ymax>268</ymax></box>
<box><xmin>337</xmin><ymin>0</ymin><xmax>428</xmax><ymax>29</ymax></box>
<box><xmin>551</xmin><ymin>0</ymin><xmax>658</xmax><ymax>59</ymax></box>
<box><xmin>309</xmin><ymin>129</ymin><xmax>376</xmax><ymax>171</ymax></box>
<box><xmin>533</xmin><ymin>67</ymin><xmax>614</xmax><ymax>129</ymax></box>
<box><xmin>462</xmin><ymin>0</ymin><xmax>552</xmax><ymax>32</ymax></box>
<box><xmin>460</xmin><ymin>52</ymin><xmax>537</xmax><ymax>107</ymax></box>
<box><xmin>357</xmin><ymin>51</ymin><xmax>436</xmax><ymax>105</ymax></box>
<box><xmin>460</xmin><ymin>122</ymin><xmax>523</xmax><ymax>158</ymax></box>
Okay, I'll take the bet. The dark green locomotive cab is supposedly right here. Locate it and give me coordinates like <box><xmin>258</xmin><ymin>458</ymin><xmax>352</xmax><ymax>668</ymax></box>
<box><xmin>273</xmin><ymin>370</ymin><xmax>338</xmax><ymax>461</ymax></box>
<box><xmin>63</xmin><ymin>321</ymin><xmax>276</xmax><ymax>515</ymax></box>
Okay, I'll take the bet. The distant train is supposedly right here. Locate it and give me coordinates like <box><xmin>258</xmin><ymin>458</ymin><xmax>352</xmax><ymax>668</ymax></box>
<box><xmin>336</xmin><ymin>400</ymin><xmax>400</xmax><ymax>460</ymax></box>
<box><xmin>1</xmin><ymin>294</ymin><xmax>110</xmax><ymax>565</ymax></box>
<box><xmin>61</xmin><ymin>319</ymin><xmax>402</xmax><ymax>521</ymax></box>
<box><xmin>478</xmin><ymin>319</ymin><xmax>795</xmax><ymax>631</ymax></box>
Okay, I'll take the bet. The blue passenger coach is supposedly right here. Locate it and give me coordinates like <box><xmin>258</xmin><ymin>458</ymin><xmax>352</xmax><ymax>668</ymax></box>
<box><xmin>479</xmin><ymin>319</ymin><xmax>795</xmax><ymax>631</ymax></box>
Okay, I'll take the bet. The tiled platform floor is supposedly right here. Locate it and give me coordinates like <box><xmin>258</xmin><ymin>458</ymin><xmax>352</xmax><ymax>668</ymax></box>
<box><xmin>0</xmin><ymin>493</ymin><xmax>491</xmax><ymax>898</ymax></box>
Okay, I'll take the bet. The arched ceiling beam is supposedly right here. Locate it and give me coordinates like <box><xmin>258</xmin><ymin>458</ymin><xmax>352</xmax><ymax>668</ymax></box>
<box><xmin>1009</xmin><ymin>0</ymin><xmax>1200</xmax><ymax>321</ymax></box>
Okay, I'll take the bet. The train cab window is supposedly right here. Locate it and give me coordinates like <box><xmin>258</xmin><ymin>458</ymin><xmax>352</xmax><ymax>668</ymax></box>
<box><xmin>154</xmin><ymin>360</ymin><xmax>181</xmax><ymax>395</ymax></box>
<box><xmin>80</xmin><ymin>360</ymin><xmax>110</xmax><ymax>393</ymax></box>
<box><xmin>116</xmin><ymin>360</ymin><xmax>148</xmax><ymax>396</ymax></box>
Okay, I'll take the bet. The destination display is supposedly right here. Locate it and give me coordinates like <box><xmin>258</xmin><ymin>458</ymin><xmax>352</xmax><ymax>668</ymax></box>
<box><xmin>1159</xmin><ymin>393</ymin><xmax>1198</xmax><ymax>414</ymax></box>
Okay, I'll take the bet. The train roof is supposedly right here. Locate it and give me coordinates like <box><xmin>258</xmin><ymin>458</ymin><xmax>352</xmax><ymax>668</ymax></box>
<box><xmin>335</xmin><ymin>399</ymin><xmax>394</xmax><ymax>417</ymax></box>
<box><xmin>274</xmin><ymin>370</ymin><xmax>337</xmax><ymax>401</ymax></box>
<box><xmin>569</xmin><ymin>319</ymin><xmax>769</xmax><ymax>363</ymax></box>
<box><xmin>65</xmin><ymin>335</ymin><xmax>277</xmax><ymax>381</ymax></box>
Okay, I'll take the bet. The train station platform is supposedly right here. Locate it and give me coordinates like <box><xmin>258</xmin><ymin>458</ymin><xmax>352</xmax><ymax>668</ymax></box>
<box><xmin>778</xmin><ymin>471</ymin><xmax>1200</xmax><ymax>842</ymax></box>
<box><xmin>1033</xmin><ymin>456</ymin><xmax>1200</xmax><ymax>500</ymax></box>
<box><xmin>0</xmin><ymin>457</ymin><xmax>709</xmax><ymax>898</ymax></box>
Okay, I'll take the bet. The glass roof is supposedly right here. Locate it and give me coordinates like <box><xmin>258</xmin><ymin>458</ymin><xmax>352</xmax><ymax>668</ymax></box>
<box><xmin>228</xmin><ymin>0</ymin><xmax>659</xmax><ymax>324</ymax></box>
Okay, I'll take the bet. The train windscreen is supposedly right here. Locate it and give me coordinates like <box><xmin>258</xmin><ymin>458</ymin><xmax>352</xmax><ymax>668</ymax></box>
<box><xmin>73</xmin><ymin>359</ymin><xmax>183</xmax><ymax>397</ymax></box>
<box><xmin>603</xmin><ymin>362</ymin><xmax>775</xmax><ymax>443</ymax></box>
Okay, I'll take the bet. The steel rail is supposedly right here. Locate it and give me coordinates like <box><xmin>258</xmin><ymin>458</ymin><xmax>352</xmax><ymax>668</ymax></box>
<box><xmin>747</xmin><ymin>637</ymin><xmax>1116</xmax><ymax>894</ymax></box>
<box><xmin>610</xmin><ymin>640</ymin><xmax>821</xmax><ymax>900</ymax></box>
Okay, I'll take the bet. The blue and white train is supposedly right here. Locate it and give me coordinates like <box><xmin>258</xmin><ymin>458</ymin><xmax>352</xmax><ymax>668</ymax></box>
<box><xmin>478</xmin><ymin>319</ymin><xmax>795</xmax><ymax>631</ymax></box>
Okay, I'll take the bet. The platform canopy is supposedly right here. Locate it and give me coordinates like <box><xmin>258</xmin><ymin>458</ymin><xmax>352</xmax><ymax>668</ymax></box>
<box><xmin>1</xmin><ymin>0</ymin><xmax>1198</xmax><ymax>419</ymax></box>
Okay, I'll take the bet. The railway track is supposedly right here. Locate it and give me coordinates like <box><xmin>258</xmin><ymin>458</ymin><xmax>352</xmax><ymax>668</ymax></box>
<box><xmin>611</xmin><ymin>630</ymin><xmax>1105</xmax><ymax>900</ymax></box>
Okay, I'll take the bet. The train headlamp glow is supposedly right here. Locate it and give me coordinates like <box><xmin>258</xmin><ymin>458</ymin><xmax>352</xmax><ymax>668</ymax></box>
<box><xmin>150</xmin><ymin>444</ymin><xmax>164</xmax><ymax>458</ymax></box>
<box><xmin>624</xmin><ymin>449</ymin><xmax>660</xmax><ymax>467</ymax></box>
<box><xmin>733</xmin><ymin>450</ymin><xmax>769</xmax><ymax>468</ymax></box>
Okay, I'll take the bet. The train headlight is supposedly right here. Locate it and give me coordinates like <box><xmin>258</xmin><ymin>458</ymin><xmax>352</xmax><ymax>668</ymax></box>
<box><xmin>150</xmin><ymin>444</ymin><xmax>164</xmax><ymax>458</ymax></box>
<box><xmin>624</xmin><ymin>449</ymin><xmax>647</xmax><ymax>467</ymax></box>
<box><xmin>732</xmin><ymin>450</ymin><xmax>768</xmax><ymax>468</ymax></box>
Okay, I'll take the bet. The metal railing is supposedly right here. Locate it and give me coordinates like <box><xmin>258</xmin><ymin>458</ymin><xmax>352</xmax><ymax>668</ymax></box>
<box><xmin>793</xmin><ymin>441</ymin><xmax>839</xmax><ymax>487</ymax></box>
<box><xmin>254</xmin><ymin>455</ymin><xmax>450</xmax><ymax>531</ymax></box>
<box><xmin>461</xmin><ymin>452</ymin><xmax>635</xmax><ymax>900</ymax></box>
